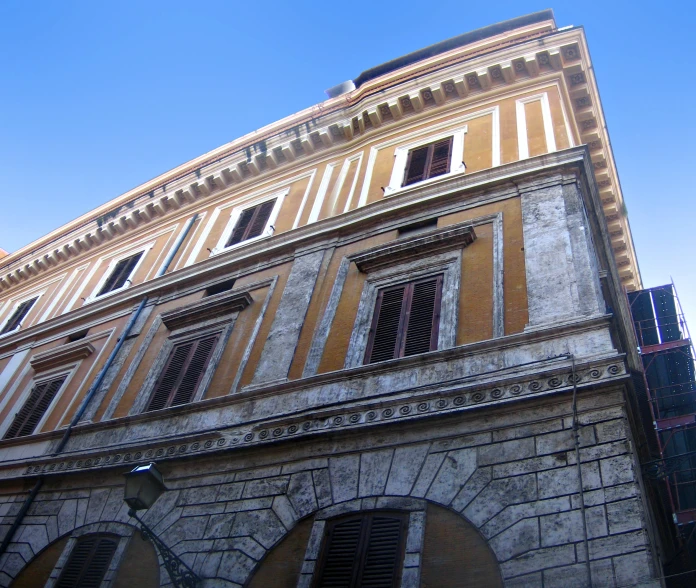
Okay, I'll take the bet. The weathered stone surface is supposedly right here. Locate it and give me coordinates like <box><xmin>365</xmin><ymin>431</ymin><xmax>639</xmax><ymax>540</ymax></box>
<box><xmin>612</xmin><ymin>550</ymin><xmax>655</xmax><ymax>586</ymax></box>
<box><xmin>606</xmin><ymin>499</ymin><xmax>643</xmax><ymax>534</ymax></box>
<box><xmin>538</xmin><ymin>462</ymin><xmax>601</xmax><ymax>499</ymax></box>
<box><xmin>490</xmin><ymin>517</ymin><xmax>539</xmax><ymax>561</ymax></box>
<box><xmin>304</xmin><ymin>520</ymin><xmax>326</xmax><ymax>560</ymax></box>
<box><xmin>410</xmin><ymin>453</ymin><xmax>446</xmax><ymax>498</ymax></box>
<box><xmin>358</xmin><ymin>449</ymin><xmax>393</xmax><ymax>497</ymax></box>
<box><xmin>205</xmin><ymin>513</ymin><xmax>236</xmax><ymax>539</ymax></box>
<box><xmin>540</xmin><ymin>510</ymin><xmax>582</xmax><ymax>547</ymax></box>
<box><xmin>272</xmin><ymin>495</ymin><xmax>298</xmax><ymax>529</ymax></box>
<box><xmin>84</xmin><ymin>488</ymin><xmax>110</xmax><ymax>525</ymax></box>
<box><xmin>504</xmin><ymin>571</ymin><xmax>543</xmax><ymax>587</ymax></box>
<box><xmin>464</xmin><ymin>474</ymin><xmax>537</xmax><ymax>527</ymax></box>
<box><xmin>587</xmin><ymin>531</ymin><xmax>646</xmax><ymax>559</ymax></box>
<box><xmin>478</xmin><ymin>438</ymin><xmax>535</xmax><ymax>465</ymax></box>
<box><xmin>501</xmin><ymin>544</ymin><xmax>576</xmax><ymax>578</ymax></box>
<box><xmin>481</xmin><ymin>497</ymin><xmax>570</xmax><ymax>539</ymax></box>
<box><xmin>287</xmin><ymin>472</ymin><xmax>317</xmax><ymax>517</ymax></box>
<box><xmin>163</xmin><ymin>515</ymin><xmax>209</xmax><ymax>546</ymax></box>
<box><xmin>57</xmin><ymin>499</ymin><xmax>77</xmax><ymax>537</ymax></box>
<box><xmin>590</xmin><ymin>557</ymin><xmax>616</xmax><ymax>587</ymax></box>
<box><xmin>217</xmin><ymin>482</ymin><xmax>244</xmax><ymax>502</ymax></box>
<box><xmin>405</xmin><ymin>510</ymin><xmax>426</xmax><ymax>554</ymax></box>
<box><xmin>595</xmin><ymin>419</ymin><xmax>627</xmax><ymax>443</ymax></box>
<box><xmin>218</xmin><ymin>549</ymin><xmax>257</xmax><ymax>584</ymax></box>
<box><xmin>329</xmin><ymin>455</ymin><xmax>359</xmax><ymax>503</ymax></box>
<box><xmin>450</xmin><ymin>467</ymin><xmax>492</xmax><ymax>511</ymax></box>
<box><xmin>242</xmin><ymin>476</ymin><xmax>289</xmax><ymax>499</ymax></box>
<box><xmin>426</xmin><ymin>448</ymin><xmax>476</xmax><ymax>505</ymax></box>
<box><xmin>535</xmin><ymin>427</ymin><xmax>595</xmax><ymax>455</ymax></box>
<box><xmin>312</xmin><ymin>468</ymin><xmax>332</xmax><ymax>508</ymax></box>
<box><xmin>384</xmin><ymin>444</ymin><xmax>429</xmax><ymax>496</ymax></box>
<box><xmin>600</xmin><ymin>455</ymin><xmax>635</xmax><ymax>487</ymax></box>
<box><xmin>230</xmin><ymin>509</ymin><xmax>285</xmax><ymax>549</ymax></box>
<box><xmin>543</xmin><ymin>563</ymin><xmax>591</xmax><ymax>588</ymax></box>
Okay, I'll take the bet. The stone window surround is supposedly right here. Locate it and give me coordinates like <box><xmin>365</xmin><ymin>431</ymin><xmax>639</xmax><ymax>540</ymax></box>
<box><xmin>515</xmin><ymin>91</ymin><xmax>557</xmax><ymax>160</ymax></box>
<box><xmin>0</xmin><ymin>363</ymin><xmax>79</xmax><ymax>439</ymax></box>
<box><xmin>128</xmin><ymin>312</ymin><xmax>237</xmax><ymax>416</ymax></box>
<box><xmin>384</xmin><ymin>126</ymin><xmax>467</xmax><ymax>197</ymax></box>
<box><xmin>83</xmin><ymin>242</ymin><xmax>153</xmax><ymax>305</ymax></box>
<box><xmin>0</xmin><ymin>288</ymin><xmax>46</xmax><ymax>341</ymax></box>
<box><xmin>47</xmin><ymin>523</ymin><xmax>133</xmax><ymax>588</ymax></box>
<box><xmin>299</xmin><ymin>499</ymin><xmax>426</xmax><ymax>588</ymax></box>
<box><xmin>210</xmin><ymin>188</ymin><xmax>288</xmax><ymax>256</ymax></box>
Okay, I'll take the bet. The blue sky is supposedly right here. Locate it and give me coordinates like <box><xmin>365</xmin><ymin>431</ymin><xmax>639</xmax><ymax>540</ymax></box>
<box><xmin>1</xmin><ymin>1</ymin><xmax>695</xmax><ymax>327</ymax></box>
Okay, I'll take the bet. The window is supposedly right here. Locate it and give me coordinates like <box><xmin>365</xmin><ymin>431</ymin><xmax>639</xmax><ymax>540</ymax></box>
<box><xmin>314</xmin><ymin>512</ymin><xmax>408</xmax><ymax>588</ymax></box>
<box><xmin>56</xmin><ymin>534</ymin><xmax>118</xmax><ymax>588</ymax></box>
<box><xmin>4</xmin><ymin>374</ymin><xmax>67</xmax><ymax>439</ymax></box>
<box><xmin>0</xmin><ymin>296</ymin><xmax>38</xmax><ymax>335</ymax></box>
<box><xmin>365</xmin><ymin>275</ymin><xmax>443</xmax><ymax>364</ymax></box>
<box><xmin>402</xmin><ymin>137</ymin><xmax>453</xmax><ymax>186</ymax></box>
<box><xmin>225</xmin><ymin>198</ymin><xmax>277</xmax><ymax>248</ymax></box>
<box><xmin>96</xmin><ymin>252</ymin><xmax>143</xmax><ymax>297</ymax></box>
<box><xmin>146</xmin><ymin>333</ymin><xmax>219</xmax><ymax>411</ymax></box>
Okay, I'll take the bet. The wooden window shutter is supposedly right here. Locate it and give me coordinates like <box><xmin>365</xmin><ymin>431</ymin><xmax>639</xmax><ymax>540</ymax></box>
<box><xmin>314</xmin><ymin>512</ymin><xmax>408</xmax><ymax>588</ymax></box>
<box><xmin>57</xmin><ymin>534</ymin><xmax>118</xmax><ymax>588</ymax></box>
<box><xmin>402</xmin><ymin>136</ymin><xmax>453</xmax><ymax>187</ymax></box>
<box><xmin>4</xmin><ymin>375</ymin><xmax>67</xmax><ymax>439</ymax></box>
<box><xmin>146</xmin><ymin>333</ymin><xmax>219</xmax><ymax>412</ymax></box>
<box><xmin>365</xmin><ymin>275</ymin><xmax>442</xmax><ymax>364</ymax></box>
<box><xmin>225</xmin><ymin>198</ymin><xmax>277</xmax><ymax>247</ymax></box>
<box><xmin>97</xmin><ymin>252</ymin><xmax>143</xmax><ymax>297</ymax></box>
<box><xmin>0</xmin><ymin>297</ymin><xmax>38</xmax><ymax>334</ymax></box>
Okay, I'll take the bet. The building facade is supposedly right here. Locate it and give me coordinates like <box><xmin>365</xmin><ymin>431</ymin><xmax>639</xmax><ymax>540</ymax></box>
<box><xmin>0</xmin><ymin>10</ymin><xmax>671</xmax><ymax>587</ymax></box>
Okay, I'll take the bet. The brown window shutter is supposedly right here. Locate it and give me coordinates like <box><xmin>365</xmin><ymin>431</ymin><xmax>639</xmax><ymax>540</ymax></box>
<box><xmin>426</xmin><ymin>137</ymin><xmax>453</xmax><ymax>179</ymax></box>
<box><xmin>365</xmin><ymin>276</ymin><xmax>442</xmax><ymax>364</ymax></box>
<box><xmin>402</xmin><ymin>275</ymin><xmax>442</xmax><ymax>357</ymax></box>
<box><xmin>226</xmin><ymin>198</ymin><xmax>277</xmax><ymax>247</ymax></box>
<box><xmin>315</xmin><ymin>512</ymin><xmax>408</xmax><ymax>588</ymax></box>
<box><xmin>97</xmin><ymin>252</ymin><xmax>143</xmax><ymax>296</ymax></box>
<box><xmin>402</xmin><ymin>145</ymin><xmax>430</xmax><ymax>186</ymax></box>
<box><xmin>146</xmin><ymin>333</ymin><xmax>219</xmax><ymax>412</ymax></box>
<box><xmin>4</xmin><ymin>375</ymin><xmax>67</xmax><ymax>439</ymax></box>
<box><xmin>365</xmin><ymin>286</ymin><xmax>406</xmax><ymax>364</ymax></box>
<box><xmin>0</xmin><ymin>297</ymin><xmax>38</xmax><ymax>334</ymax></box>
<box><xmin>57</xmin><ymin>534</ymin><xmax>118</xmax><ymax>588</ymax></box>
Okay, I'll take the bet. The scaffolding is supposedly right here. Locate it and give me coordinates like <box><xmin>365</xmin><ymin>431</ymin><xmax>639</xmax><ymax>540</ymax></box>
<box><xmin>629</xmin><ymin>282</ymin><xmax>696</xmax><ymax>564</ymax></box>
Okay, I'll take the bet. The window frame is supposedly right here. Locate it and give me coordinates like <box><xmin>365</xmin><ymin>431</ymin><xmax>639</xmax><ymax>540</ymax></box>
<box><xmin>84</xmin><ymin>244</ymin><xmax>150</xmax><ymax>304</ymax></box>
<box><xmin>211</xmin><ymin>189</ymin><xmax>287</xmax><ymax>255</ymax></box>
<box><xmin>344</xmin><ymin>251</ymin><xmax>461</xmax><ymax>369</ymax></box>
<box><xmin>0</xmin><ymin>366</ymin><xmax>77</xmax><ymax>439</ymax></box>
<box><xmin>0</xmin><ymin>291</ymin><xmax>44</xmax><ymax>339</ymax></box>
<box><xmin>384</xmin><ymin>127</ymin><xmax>466</xmax><ymax>196</ymax></box>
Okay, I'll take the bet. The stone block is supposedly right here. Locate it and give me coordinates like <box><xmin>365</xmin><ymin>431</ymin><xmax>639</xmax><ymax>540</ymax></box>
<box><xmin>576</xmin><ymin>440</ymin><xmax>628</xmax><ymax>463</ymax></box>
<box><xmin>85</xmin><ymin>488</ymin><xmax>110</xmax><ymax>525</ymax></box>
<box><xmin>242</xmin><ymin>476</ymin><xmax>289</xmax><ymax>499</ymax></box>
<box><xmin>358</xmin><ymin>449</ymin><xmax>393</xmax><ymax>497</ymax></box>
<box><xmin>281</xmin><ymin>458</ymin><xmax>328</xmax><ymax>474</ymax></box>
<box><xmin>401</xmin><ymin>567</ymin><xmax>420</xmax><ymax>588</ymax></box>
<box><xmin>57</xmin><ymin>499</ymin><xmax>77</xmax><ymax>537</ymax></box>
<box><xmin>410</xmin><ymin>453</ymin><xmax>446</xmax><ymax>498</ymax></box>
<box><xmin>492</xmin><ymin>419</ymin><xmax>564</xmax><ymax>442</ymax></box>
<box><xmin>600</xmin><ymin>455</ymin><xmax>635</xmax><ymax>487</ymax></box>
<box><xmin>225</xmin><ymin>498</ymin><xmax>273</xmax><ymax>513</ymax></box>
<box><xmin>492</xmin><ymin>454</ymin><xmax>567</xmax><ymax>478</ymax></box>
<box><xmin>163</xmin><ymin>515</ymin><xmax>208</xmax><ymax>547</ymax></box>
<box><xmin>236</xmin><ymin>466</ymin><xmax>281</xmax><ymax>481</ymax></box>
<box><xmin>612</xmin><ymin>550</ymin><xmax>654</xmax><ymax>586</ymax></box>
<box><xmin>199</xmin><ymin>551</ymin><xmax>222</xmax><ymax>577</ymax></box>
<box><xmin>312</xmin><ymin>468</ymin><xmax>332</xmax><ymax>508</ymax></box>
<box><xmin>75</xmin><ymin>498</ymin><xmax>88</xmax><ymax>528</ymax></box>
<box><xmin>231</xmin><ymin>509</ymin><xmax>285</xmax><ymax>549</ymax></box>
<box><xmin>218</xmin><ymin>550</ymin><xmax>257</xmax><ymax>584</ymax></box>
<box><xmin>590</xmin><ymin>557</ymin><xmax>616</xmax><ymax>587</ymax></box>
<box><xmin>287</xmin><ymin>471</ymin><xmax>318</xmax><ymax>518</ymax></box>
<box><xmin>205</xmin><ymin>513</ymin><xmax>236</xmax><ymax>539</ymax></box>
<box><xmin>329</xmin><ymin>455</ymin><xmax>359</xmax><ymax>503</ymax></box>
<box><xmin>464</xmin><ymin>474</ymin><xmax>537</xmax><ymax>527</ymax></box>
<box><xmin>501</xmin><ymin>544</ymin><xmax>576</xmax><ymax>578</ymax></box>
<box><xmin>426</xmin><ymin>448</ymin><xmax>476</xmax><ymax>505</ymax></box>
<box><xmin>384</xmin><ymin>444</ymin><xmax>429</xmax><ymax>496</ymax></box>
<box><xmin>430</xmin><ymin>432</ymin><xmax>492</xmax><ymax>452</ymax></box>
<box><xmin>272</xmin><ymin>495</ymin><xmax>298</xmax><ymax>530</ymax></box>
<box><xmin>595</xmin><ymin>419</ymin><xmax>627</xmax><ymax>443</ymax></box>
<box><xmin>543</xmin><ymin>563</ymin><xmax>591</xmax><ymax>587</ymax></box>
<box><xmin>305</xmin><ymin>520</ymin><xmax>326</xmax><ymax>560</ymax></box>
<box><xmin>503</xmin><ymin>571</ymin><xmax>543</xmax><ymax>587</ymax></box>
<box><xmin>361</xmin><ymin>497</ymin><xmax>376</xmax><ymax>510</ymax></box>
<box><xmin>406</xmin><ymin>511</ymin><xmax>426</xmax><ymax>553</ymax></box>
<box><xmin>450</xmin><ymin>467</ymin><xmax>491</xmax><ymax>512</ymax></box>
<box><xmin>481</xmin><ymin>497</ymin><xmax>571</xmax><ymax>539</ymax></box>
<box><xmin>587</xmin><ymin>531</ymin><xmax>646</xmax><ymax>559</ymax></box>
<box><xmin>478</xmin><ymin>438</ymin><xmax>535</xmax><ymax>465</ymax></box>
<box><xmin>606</xmin><ymin>499</ymin><xmax>643</xmax><ymax>534</ymax></box>
<box><xmin>217</xmin><ymin>482</ymin><xmax>244</xmax><ymax>503</ymax></box>
<box><xmin>605</xmin><ymin>483</ymin><xmax>638</xmax><ymax>503</ymax></box>
<box><xmin>538</xmin><ymin>462</ymin><xmax>601</xmax><ymax>499</ymax></box>
<box><xmin>182</xmin><ymin>503</ymin><xmax>225</xmax><ymax>517</ymax></box>
<box><xmin>536</xmin><ymin>427</ymin><xmax>595</xmax><ymax>455</ymax></box>
<box><xmin>540</xmin><ymin>510</ymin><xmax>582</xmax><ymax>547</ymax></box>
<box><xmin>490</xmin><ymin>517</ymin><xmax>539</xmax><ymax>561</ymax></box>
<box><xmin>586</xmin><ymin>505</ymin><xmax>608</xmax><ymax>539</ymax></box>
<box><xmin>181</xmin><ymin>485</ymin><xmax>219</xmax><ymax>505</ymax></box>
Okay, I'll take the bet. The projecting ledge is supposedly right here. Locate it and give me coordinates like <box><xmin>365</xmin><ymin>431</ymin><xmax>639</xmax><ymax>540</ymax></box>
<box><xmin>351</xmin><ymin>223</ymin><xmax>476</xmax><ymax>273</ymax></box>
<box><xmin>161</xmin><ymin>290</ymin><xmax>252</xmax><ymax>330</ymax></box>
<box><xmin>30</xmin><ymin>340</ymin><xmax>95</xmax><ymax>373</ymax></box>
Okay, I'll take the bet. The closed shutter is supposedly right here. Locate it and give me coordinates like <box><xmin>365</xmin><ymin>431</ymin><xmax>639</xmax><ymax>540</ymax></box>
<box><xmin>402</xmin><ymin>136</ymin><xmax>453</xmax><ymax>186</ymax></box>
<box><xmin>4</xmin><ymin>375</ymin><xmax>67</xmax><ymax>439</ymax></box>
<box><xmin>365</xmin><ymin>275</ymin><xmax>442</xmax><ymax>364</ymax></box>
<box><xmin>146</xmin><ymin>333</ymin><xmax>219</xmax><ymax>412</ymax></box>
<box><xmin>225</xmin><ymin>198</ymin><xmax>277</xmax><ymax>247</ymax></box>
<box><xmin>315</xmin><ymin>512</ymin><xmax>408</xmax><ymax>588</ymax></box>
<box><xmin>0</xmin><ymin>297</ymin><xmax>38</xmax><ymax>334</ymax></box>
<box><xmin>97</xmin><ymin>252</ymin><xmax>143</xmax><ymax>296</ymax></box>
<box><xmin>57</xmin><ymin>534</ymin><xmax>118</xmax><ymax>588</ymax></box>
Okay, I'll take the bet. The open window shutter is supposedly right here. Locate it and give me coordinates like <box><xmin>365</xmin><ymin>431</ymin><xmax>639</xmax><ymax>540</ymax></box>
<box><xmin>245</xmin><ymin>198</ymin><xmax>276</xmax><ymax>240</ymax></box>
<box><xmin>316</xmin><ymin>517</ymin><xmax>363</xmax><ymax>587</ymax></box>
<box><xmin>426</xmin><ymin>137</ymin><xmax>453</xmax><ymax>179</ymax></box>
<box><xmin>147</xmin><ymin>342</ymin><xmax>194</xmax><ymax>411</ymax></box>
<box><xmin>402</xmin><ymin>145</ymin><xmax>430</xmax><ymax>186</ymax></box>
<box><xmin>366</xmin><ymin>286</ymin><xmax>406</xmax><ymax>364</ymax></box>
<box><xmin>0</xmin><ymin>297</ymin><xmax>38</xmax><ymax>334</ymax></box>
<box><xmin>97</xmin><ymin>252</ymin><xmax>143</xmax><ymax>296</ymax></box>
<box><xmin>170</xmin><ymin>334</ymin><xmax>218</xmax><ymax>406</ymax></box>
<box><xmin>315</xmin><ymin>513</ymin><xmax>407</xmax><ymax>588</ymax></box>
<box><xmin>4</xmin><ymin>375</ymin><xmax>66</xmax><ymax>439</ymax></box>
<box><xmin>226</xmin><ymin>207</ymin><xmax>256</xmax><ymax>247</ymax></box>
<box><xmin>57</xmin><ymin>535</ymin><xmax>118</xmax><ymax>588</ymax></box>
<box><xmin>359</xmin><ymin>515</ymin><xmax>407</xmax><ymax>587</ymax></box>
<box><xmin>402</xmin><ymin>276</ymin><xmax>442</xmax><ymax>357</ymax></box>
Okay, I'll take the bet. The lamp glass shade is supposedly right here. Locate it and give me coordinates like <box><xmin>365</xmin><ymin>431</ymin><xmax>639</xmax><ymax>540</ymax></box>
<box><xmin>123</xmin><ymin>463</ymin><xmax>166</xmax><ymax>511</ymax></box>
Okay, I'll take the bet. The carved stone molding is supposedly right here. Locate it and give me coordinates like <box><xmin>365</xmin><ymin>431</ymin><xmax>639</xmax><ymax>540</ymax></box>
<box><xmin>30</xmin><ymin>340</ymin><xmax>95</xmax><ymax>373</ymax></box>
<box><xmin>161</xmin><ymin>290</ymin><xmax>252</xmax><ymax>330</ymax></box>
<box><xmin>20</xmin><ymin>357</ymin><xmax>626</xmax><ymax>477</ymax></box>
<box><xmin>351</xmin><ymin>224</ymin><xmax>476</xmax><ymax>273</ymax></box>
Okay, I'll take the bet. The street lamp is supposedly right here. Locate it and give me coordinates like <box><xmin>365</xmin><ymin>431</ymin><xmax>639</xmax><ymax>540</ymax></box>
<box><xmin>124</xmin><ymin>463</ymin><xmax>201</xmax><ymax>588</ymax></box>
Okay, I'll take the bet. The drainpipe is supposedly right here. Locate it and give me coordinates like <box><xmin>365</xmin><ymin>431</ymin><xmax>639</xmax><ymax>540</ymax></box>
<box><xmin>0</xmin><ymin>215</ymin><xmax>198</xmax><ymax>557</ymax></box>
